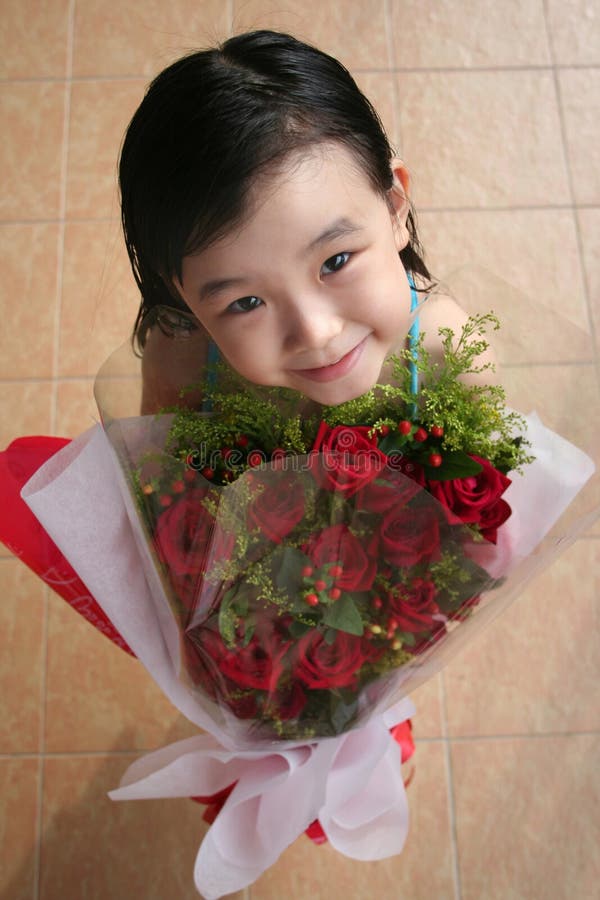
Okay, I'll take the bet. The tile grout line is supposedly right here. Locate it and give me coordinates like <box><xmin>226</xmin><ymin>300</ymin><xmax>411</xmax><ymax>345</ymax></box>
<box><xmin>382</xmin><ymin>0</ymin><xmax>395</xmax><ymax>73</ymax></box>
<box><xmin>3</xmin><ymin>726</ymin><xmax>600</xmax><ymax>762</ymax></box>
<box><xmin>383</xmin><ymin>0</ymin><xmax>402</xmax><ymax>154</ymax></box>
<box><xmin>542</xmin><ymin>0</ymin><xmax>599</xmax><ymax>369</ymax></box>
<box><xmin>32</xmin><ymin>585</ymin><xmax>50</xmax><ymax>900</ymax></box>
<box><xmin>542</xmin><ymin>0</ymin><xmax>600</xmax><ymax>381</ymax></box>
<box><xmin>49</xmin><ymin>0</ymin><xmax>75</xmax><ymax>435</ymax></box>
<box><xmin>34</xmin><ymin>5</ymin><xmax>76</xmax><ymax>899</ymax></box>
<box><xmin>439</xmin><ymin>673</ymin><xmax>462</xmax><ymax>900</ymax></box>
<box><xmin>4</xmin><ymin>203</ymin><xmax>599</xmax><ymax>228</ymax></box>
<box><xmin>2</xmin><ymin>64</ymin><xmax>600</xmax><ymax>84</ymax></box>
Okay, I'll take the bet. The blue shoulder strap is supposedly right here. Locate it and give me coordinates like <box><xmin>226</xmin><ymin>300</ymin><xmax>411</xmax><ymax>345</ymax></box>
<box><xmin>407</xmin><ymin>273</ymin><xmax>420</xmax><ymax>397</ymax></box>
<box><xmin>201</xmin><ymin>339</ymin><xmax>220</xmax><ymax>412</ymax></box>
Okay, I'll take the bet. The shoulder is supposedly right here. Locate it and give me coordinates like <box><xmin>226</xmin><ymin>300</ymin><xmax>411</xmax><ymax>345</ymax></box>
<box><xmin>141</xmin><ymin>325</ymin><xmax>211</xmax><ymax>414</ymax></box>
<box><xmin>417</xmin><ymin>289</ymin><xmax>498</xmax><ymax>385</ymax></box>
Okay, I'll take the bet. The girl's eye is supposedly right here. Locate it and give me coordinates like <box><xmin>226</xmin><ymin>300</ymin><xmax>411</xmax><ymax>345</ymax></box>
<box><xmin>227</xmin><ymin>296</ymin><xmax>263</xmax><ymax>314</ymax></box>
<box><xmin>321</xmin><ymin>252</ymin><xmax>351</xmax><ymax>276</ymax></box>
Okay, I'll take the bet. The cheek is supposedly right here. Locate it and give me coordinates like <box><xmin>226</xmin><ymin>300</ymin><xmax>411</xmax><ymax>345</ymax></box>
<box><xmin>217</xmin><ymin>336</ymin><xmax>278</xmax><ymax>384</ymax></box>
<box><xmin>364</xmin><ymin>260</ymin><xmax>410</xmax><ymax>322</ymax></box>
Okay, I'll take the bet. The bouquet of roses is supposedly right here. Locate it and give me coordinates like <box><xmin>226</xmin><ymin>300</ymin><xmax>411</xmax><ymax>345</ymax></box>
<box><xmin>11</xmin><ymin>287</ymin><xmax>596</xmax><ymax>898</ymax></box>
<box><xmin>128</xmin><ymin>313</ymin><xmax>531</xmax><ymax>742</ymax></box>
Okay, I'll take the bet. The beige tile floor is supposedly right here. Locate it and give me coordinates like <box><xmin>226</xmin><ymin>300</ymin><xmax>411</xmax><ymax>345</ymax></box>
<box><xmin>1</xmin><ymin>1</ymin><xmax>599</xmax><ymax>898</ymax></box>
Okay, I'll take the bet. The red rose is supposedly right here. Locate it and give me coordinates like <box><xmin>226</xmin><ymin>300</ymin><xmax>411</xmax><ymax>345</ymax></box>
<box><xmin>311</xmin><ymin>422</ymin><xmax>387</xmax><ymax>497</ymax></box>
<box><xmin>372</xmin><ymin>505</ymin><xmax>440</xmax><ymax>568</ymax></box>
<box><xmin>479</xmin><ymin>498</ymin><xmax>512</xmax><ymax>544</ymax></box>
<box><xmin>194</xmin><ymin>625</ymin><xmax>289</xmax><ymax>693</ymax></box>
<box><xmin>268</xmin><ymin>681</ymin><xmax>307</xmax><ymax>720</ymax></box>
<box><xmin>293</xmin><ymin>630</ymin><xmax>374</xmax><ymax>689</ymax></box>
<box><xmin>355</xmin><ymin>470</ymin><xmax>422</xmax><ymax>513</ymax></box>
<box><xmin>153</xmin><ymin>488</ymin><xmax>235</xmax><ymax>616</ymax></box>
<box><xmin>387</xmin><ymin>578</ymin><xmax>442</xmax><ymax>633</ymax></box>
<box><xmin>184</xmin><ymin>631</ymin><xmax>261</xmax><ymax>718</ymax></box>
<box><xmin>427</xmin><ymin>455</ymin><xmax>511</xmax><ymax>543</ymax></box>
<box><xmin>390</xmin><ymin>455</ymin><xmax>426</xmax><ymax>486</ymax></box>
<box><xmin>247</xmin><ymin>476</ymin><xmax>305</xmax><ymax>542</ymax></box>
<box><xmin>303</xmin><ymin>524</ymin><xmax>376</xmax><ymax>591</ymax></box>
<box><xmin>154</xmin><ymin>487</ymin><xmax>214</xmax><ymax>576</ymax></box>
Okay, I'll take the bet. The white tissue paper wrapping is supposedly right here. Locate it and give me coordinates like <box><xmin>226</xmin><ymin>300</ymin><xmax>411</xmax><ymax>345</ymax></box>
<box><xmin>21</xmin><ymin>412</ymin><xmax>596</xmax><ymax>899</ymax></box>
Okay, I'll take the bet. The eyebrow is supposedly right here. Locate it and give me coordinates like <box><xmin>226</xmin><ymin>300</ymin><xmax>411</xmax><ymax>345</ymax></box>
<box><xmin>198</xmin><ymin>276</ymin><xmax>248</xmax><ymax>304</ymax></box>
<box><xmin>305</xmin><ymin>217</ymin><xmax>365</xmax><ymax>254</ymax></box>
<box><xmin>196</xmin><ymin>217</ymin><xmax>365</xmax><ymax>303</ymax></box>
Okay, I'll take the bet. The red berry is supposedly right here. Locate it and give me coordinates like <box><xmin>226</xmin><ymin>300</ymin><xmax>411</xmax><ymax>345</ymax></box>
<box><xmin>305</xmin><ymin>593</ymin><xmax>319</xmax><ymax>607</ymax></box>
<box><xmin>329</xmin><ymin>587</ymin><xmax>342</xmax><ymax>601</ymax></box>
<box><xmin>248</xmin><ymin>451</ymin><xmax>263</xmax><ymax>467</ymax></box>
<box><xmin>430</xmin><ymin>425</ymin><xmax>444</xmax><ymax>438</ymax></box>
<box><xmin>314</xmin><ymin>579</ymin><xmax>326</xmax><ymax>592</ymax></box>
<box><xmin>222</xmin><ymin>447</ymin><xmax>233</xmax><ymax>460</ymax></box>
<box><xmin>428</xmin><ymin>453</ymin><xmax>443</xmax><ymax>467</ymax></box>
<box><xmin>378</xmin><ymin>424</ymin><xmax>390</xmax><ymax>436</ymax></box>
<box><xmin>301</xmin><ymin>566</ymin><xmax>313</xmax><ymax>578</ymax></box>
<box><xmin>201</xmin><ymin>467</ymin><xmax>214</xmax><ymax>479</ymax></box>
<box><xmin>159</xmin><ymin>494</ymin><xmax>172</xmax><ymax>507</ymax></box>
<box><xmin>172</xmin><ymin>480</ymin><xmax>185</xmax><ymax>493</ymax></box>
<box><xmin>184</xmin><ymin>469</ymin><xmax>196</xmax><ymax>483</ymax></box>
<box><xmin>413</xmin><ymin>427</ymin><xmax>428</xmax><ymax>442</ymax></box>
<box><xmin>398</xmin><ymin>420</ymin><xmax>412</xmax><ymax>435</ymax></box>
<box><xmin>372</xmin><ymin>595</ymin><xmax>383</xmax><ymax>610</ymax></box>
<box><xmin>235</xmin><ymin>434</ymin><xmax>249</xmax><ymax>447</ymax></box>
<box><xmin>328</xmin><ymin>565</ymin><xmax>343</xmax><ymax>577</ymax></box>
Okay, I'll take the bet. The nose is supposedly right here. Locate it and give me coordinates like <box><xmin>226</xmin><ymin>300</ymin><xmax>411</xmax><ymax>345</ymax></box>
<box><xmin>282</xmin><ymin>292</ymin><xmax>344</xmax><ymax>352</ymax></box>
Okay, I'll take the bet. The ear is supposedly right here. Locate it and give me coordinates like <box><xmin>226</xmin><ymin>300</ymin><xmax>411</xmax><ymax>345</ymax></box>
<box><xmin>387</xmin><ymin>160</ymin><xmax>411</xmax><ymax>252</ymax></box>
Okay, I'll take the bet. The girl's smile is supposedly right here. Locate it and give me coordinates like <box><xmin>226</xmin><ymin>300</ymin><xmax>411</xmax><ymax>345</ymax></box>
<box><xmin>174</xmin><ymin>144</ymin><xmax>414</xmax><ymax>405</ymax></box>
<box><xmin>289</xmin><ymin>334</ymin><xmax>370</xmax><ymax>383</ymax></box>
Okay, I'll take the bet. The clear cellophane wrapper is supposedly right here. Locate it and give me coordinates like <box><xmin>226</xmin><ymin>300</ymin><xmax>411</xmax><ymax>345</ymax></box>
<box><xmin>21</xmin><ymin>267</ymin><xmax>599</xmax><ymax>898</ymax></box>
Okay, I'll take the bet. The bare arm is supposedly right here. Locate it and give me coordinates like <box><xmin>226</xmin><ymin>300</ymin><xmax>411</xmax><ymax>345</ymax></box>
<box><xmin>141</xmin><ymin>326</ymin><xmax>210</xmax><ymax>414</ymax></box>
<box><xmin>418</xmin><ymin>292</ymin><xmax>499</xmax><ymax>386</ymax></box>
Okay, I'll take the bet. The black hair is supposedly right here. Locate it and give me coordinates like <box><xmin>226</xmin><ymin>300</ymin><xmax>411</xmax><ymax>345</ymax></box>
<box><xmin>119</xmin><ymin>30</ymin><xmax>433</xmax><ymax>348</ymax></box>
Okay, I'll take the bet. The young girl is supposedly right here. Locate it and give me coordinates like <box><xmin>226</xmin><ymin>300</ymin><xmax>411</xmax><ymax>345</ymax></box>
<box><xmin>120</xmin><ymin>29</ymin><xmax>492</xmax><ymax>415</ymax></box>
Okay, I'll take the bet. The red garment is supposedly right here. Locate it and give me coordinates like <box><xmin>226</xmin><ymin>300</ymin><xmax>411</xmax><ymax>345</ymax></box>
<box><xmin>0</xmin><ymin>436</ymin><xmax>133</xmax><ymax>655</ymax></box>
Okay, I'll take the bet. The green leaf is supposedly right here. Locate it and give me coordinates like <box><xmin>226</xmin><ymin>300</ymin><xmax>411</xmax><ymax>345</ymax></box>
<box><xmin>322</xmin><ymin>595</ymin><xmax>364</xmax><ymax>636</ymax></box>
<box><xmin>378</xmin><ymin>432</ymin><xmax>407</xmax><ymax>455</ymax></box>
<box><xmin>398</xmin><ymin>631</ymin><xmax>416</xmax><ymax>647</ymax></box>
<box><xmin>241</xmin><ymin>617</ymin><xmax>256</xmax><ymax>647</ymax></box>
<box><xmin>274</xmin><ymin>546</ymin><xmax>311</xmax><ymax>592</ymax></box>
<box><xmin>288</xmin><ymin>620</ymin><xmax>313</xmax><ymax>639</ymax></box>
<box><xmin>328</xmin><ymin>692</ymin><xmax>359</xmax><ymax>734</ymax></box>
<box><xmin>218</xmin><ymin>586</ymin><xmax>239</xmax><ymax>644</ymax></box>
<box><xmin>425</xmin><ymin>450</ymin><xmax>483</xmax><ymax>481</ymax></box>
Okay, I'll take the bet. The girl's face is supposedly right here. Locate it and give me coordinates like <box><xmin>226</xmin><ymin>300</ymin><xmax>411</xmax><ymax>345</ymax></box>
<box><xmin>174</xmin><ymin>144</ymin><xmax>414</xmax><ymax>405</ymax></box>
